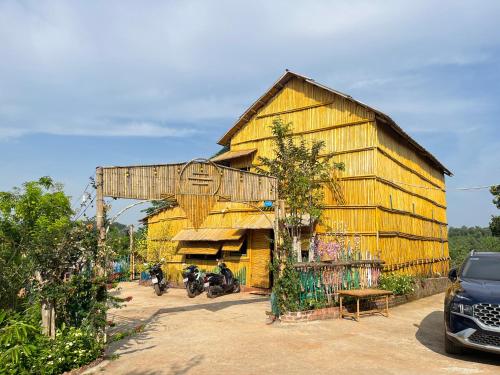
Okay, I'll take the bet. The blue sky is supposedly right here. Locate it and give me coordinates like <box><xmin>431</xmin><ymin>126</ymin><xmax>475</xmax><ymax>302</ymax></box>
<box><xmin>0</xmin><ymin>1</ymin><xmax>499</xmax><ymax>227</ymax></box>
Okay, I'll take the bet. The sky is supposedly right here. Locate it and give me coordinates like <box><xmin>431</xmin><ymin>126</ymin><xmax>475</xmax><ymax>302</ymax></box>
<box><xmin>0</xmin><ymin>0</ymin><xmax>499</xmax><ymax>227</ymax></box>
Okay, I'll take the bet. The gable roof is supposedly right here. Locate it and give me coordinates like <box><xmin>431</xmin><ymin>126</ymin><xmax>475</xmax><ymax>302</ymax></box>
<box><xmin>217</xmin><ymin>70</ymin><xmax>452</xmax><ymax>176</ymax></box>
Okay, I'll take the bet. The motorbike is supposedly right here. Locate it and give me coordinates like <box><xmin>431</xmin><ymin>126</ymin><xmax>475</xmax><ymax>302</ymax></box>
<box><xmin>182</xmin><ymin>265</ymin><xmax>206</xmax><ymax>298</ymax></box>
<box><xmin>205</xmin><ymin>260</ymin><xmax>240</xmax><ymax>298</ymax></box>
<box><xmin>147</xmin><ymin>261</ymin><xmax>167</xmax><ymax>296</ymax></box>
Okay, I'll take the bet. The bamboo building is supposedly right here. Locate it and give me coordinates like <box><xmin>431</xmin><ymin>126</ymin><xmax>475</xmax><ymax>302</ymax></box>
<box><xmin>144</xmin><ymin>70</ymin><xmax>451</xmax><ymax>288</ymax></box>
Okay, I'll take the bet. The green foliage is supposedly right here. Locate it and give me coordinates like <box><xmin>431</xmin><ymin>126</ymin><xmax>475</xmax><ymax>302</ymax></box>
<box><xmin>490</xmin><ymin>216</ymin><xmax>500</xmax><ymax>237</ymax></box>
<box><xmin>0</xmin><ymin>177</ymin><xmax>116</xmax><ymax>373</ymax></box>
<box><xmin>378</xmin><ymin>274</ymin><xmax>415</xmax><ymax>295</ymax></box>
<box><xmin>0</xmin><ymin>310</ymin><xmax>103</xmax><ymax>375</ymax></box>
<box><xmin>106</xmin><ymin>222</ymin><xmax>130</xmax><ymax>259</ymax></box>
<box><xmin>141</xmin><ymin>200</ymin><xmax>175</xmax><ymax>217</ymax></box>
<box><xmin>448</xmin><ymin>226</ymin><xmax>500</xmax><ymax>268</ymax></box>
<box><xmin>37</xmin><ymin>325</ymin><xmax>103</xmax><ymax>374</ymax></box>
<box><xmin>260</xmin><ymin>119</ymin><xmax>345</xmax><ymax>314</ymax></box>
<box><xmin>270</xmin><ymin>255</ymin><xmax>302</xmax><ymax>313</ymax></box>
<box><xmin>490</xmin><ymin>185</ymin><xmax>500</xmax><ymax>209</ymax></box>
<box><xmin>257</xmin><ymin>118</ymin><xmax>343</xmax><ymax>238</ymax></box>
<box><xmin>0</xmin><ymin>177</ymin><xmax>73</xmax><ymax>310</ymax></box>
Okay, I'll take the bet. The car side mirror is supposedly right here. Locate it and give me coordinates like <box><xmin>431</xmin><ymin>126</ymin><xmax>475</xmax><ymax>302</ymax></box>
<box><xmin>448</xmin><ymin>268</ymin><xmax>458</xmax><ymax>282</ymax></box>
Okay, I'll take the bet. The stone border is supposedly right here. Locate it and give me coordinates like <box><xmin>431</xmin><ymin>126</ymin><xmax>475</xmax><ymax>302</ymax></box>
<box><xmin>280</xmin><ymin>306</ymin><xmax>340</xmax><ymax>323</ymax></box>
<box><xmin>280</xmin><ymin>277</ymin><xmax>449</xmax><ymax>323</ymax></box>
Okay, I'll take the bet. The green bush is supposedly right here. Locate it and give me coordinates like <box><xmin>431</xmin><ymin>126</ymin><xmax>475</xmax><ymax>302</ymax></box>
<box><xmin>35</xmin><ymin>325</ymin><xmax>103</xmax><ymax>374</ymax></box>
<box><xmin>0</xmin><ymin>311</ymin><xmax>103</xmax><ymax>375</ymax></box>
<box><xmin>379</xmin><ymin>274</ymin><xmax>415</xmax><ymax>295</ymax></box>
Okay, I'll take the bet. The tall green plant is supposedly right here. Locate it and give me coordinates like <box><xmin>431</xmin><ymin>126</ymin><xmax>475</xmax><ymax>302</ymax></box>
<box><xmin>258</xmin><ymin>118</ymin><xmax>344</xmax><ymax>313</ymax></box>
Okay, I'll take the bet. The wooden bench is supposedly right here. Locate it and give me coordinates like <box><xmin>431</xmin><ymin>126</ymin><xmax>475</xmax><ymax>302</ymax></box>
<box><xmin>338</xmin><ymin>289</ymin><xmax>393</xmax><ymax>321</ymax></box>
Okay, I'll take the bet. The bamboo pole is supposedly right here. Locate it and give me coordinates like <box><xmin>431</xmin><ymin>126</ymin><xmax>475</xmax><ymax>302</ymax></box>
<box><xmin>96</xmin><ymin>167</ymin><xmax>106</xmax><ymax>277</ymax></box>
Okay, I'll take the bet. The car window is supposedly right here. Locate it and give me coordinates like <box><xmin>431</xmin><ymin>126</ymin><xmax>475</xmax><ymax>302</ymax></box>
<box><xmin>461</xmin><ymin>257</ymin><xmax>500</xmax><ymax>281</ymax></box>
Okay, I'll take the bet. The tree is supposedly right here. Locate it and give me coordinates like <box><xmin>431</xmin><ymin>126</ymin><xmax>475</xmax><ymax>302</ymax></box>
<box><xmin>257</xmin><ymin>118</ymin><xmax>344</xmax><ymax>313</ymax></box>
<box><xmin>448</xmin><ymin>226</ymin><xmax>500</xmax><ymax>267</ymax></box>
<box><xmin>257</xmin><ymin>118</ymin><xmax>344</xmax><ymax>261</ymax></box>
<box><xmin>490</xmin><ymin>185</ymin><xmax>500</xmax><ymax>236</ymax></box>
<box><xmin>0</xmin><ymin>177</ymin><xmax>103</xmax><ymax>337</ymax></box>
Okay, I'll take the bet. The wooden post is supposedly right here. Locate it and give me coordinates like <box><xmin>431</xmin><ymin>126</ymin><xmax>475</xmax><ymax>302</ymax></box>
<box><xmin>339</xmin><ymin>296</ymin><xmax>343</xmax><ymax>319</ymax></box>
<box><xmin>356</xmin><ymin>298</ymin><xmax>360</xmax><ymax>321</ymax></box>
<box><xmin>95</xmin><ymin>167</ymin><xmax>106</xmax><ymax>276</ymax></box>
<box><xmin>129</xmin><ymin>225</ymin><xmax>134</xmax><ymax>281</ymax></box>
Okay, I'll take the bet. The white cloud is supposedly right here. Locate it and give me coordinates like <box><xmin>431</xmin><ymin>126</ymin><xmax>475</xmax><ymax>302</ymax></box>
<box><xmin>0</xmin><ymin>0</ymin><xmax>500</xmax><ymax>140</ymax></box>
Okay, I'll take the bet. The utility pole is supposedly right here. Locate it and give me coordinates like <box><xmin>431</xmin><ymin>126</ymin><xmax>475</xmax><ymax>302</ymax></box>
<box><xmin>129</xmin><ymin>225</ymin><xmax>134</xmax><ymax>281</ymax></box>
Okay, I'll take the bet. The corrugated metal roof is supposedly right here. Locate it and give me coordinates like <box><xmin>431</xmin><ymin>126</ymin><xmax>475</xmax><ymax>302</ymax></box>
<box><xmin>211</xmin><ymin>149</ymin><xmax>256</xmax><ymax>162</ymax></box>
<box><xmin>171</xmin><ymin>228</ymin><xmax>245</xmax><ymax>242</ymax></box>
<box><xmin>221</xmin><ymin>239</ymin><xmax>244</xmax><ymax>252</ymax></box>
<box><xmin>217</xmin><ymin>70</ymin><xmax>451</xmax><ymax>176</ymax></box>
<box><xmin>177</xmin><ymin>241</ymin><xmax>221</xmax><ymax>255</ymax></box>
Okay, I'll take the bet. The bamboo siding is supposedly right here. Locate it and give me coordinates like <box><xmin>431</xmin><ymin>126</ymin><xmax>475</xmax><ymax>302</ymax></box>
<box><xmin>101</xmin><ymin>162</ymin><xmax>276</xmax><ymax>202</ymax></box>
<box><xmin>377</xmin><ymin>125</ymin><xmax>445</xmax><ymax>188</ymax></box>
<box><xmin>145</xmin><ymin>73</ymin><xmax>450</xmax><ymax>281</ymax></box>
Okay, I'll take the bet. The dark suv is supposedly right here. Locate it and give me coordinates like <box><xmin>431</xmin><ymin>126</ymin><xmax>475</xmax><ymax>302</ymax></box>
<box><xmin>444</xmin><ymin>251</ymin><xmax>500</xmax><ymax>355</ymax></box>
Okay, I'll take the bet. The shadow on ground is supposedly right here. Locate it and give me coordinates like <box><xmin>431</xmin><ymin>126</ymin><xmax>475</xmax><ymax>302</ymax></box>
<box><xmin>105</xmin><ymin>296</ymin><xmax>268</xmax><ymax>361</ymax></box>
<box><xmin>415</xmin><ymin>310</ymin><xmax>500</xmax><ymax>366</ymax></box>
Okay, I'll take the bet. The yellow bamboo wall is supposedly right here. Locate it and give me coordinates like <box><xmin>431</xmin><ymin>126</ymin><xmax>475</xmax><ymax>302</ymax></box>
<box><xmin>145</xmin><ymin>75</ymin><xmax>449</xmax><ymax>283</ymax></box>
<box><xmin>146</xmin><ymin>202</ymin><xmax>272</xmax><ymax>287</ymax></box>
<box><xmin>375</xmin><ymin>122</ymin><xmax>449</xmax><ymax>275</ymax></box>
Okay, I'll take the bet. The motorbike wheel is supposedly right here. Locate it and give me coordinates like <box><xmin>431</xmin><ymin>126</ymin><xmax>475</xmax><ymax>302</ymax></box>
<box><xmin>233</xmin><ymin>280</ymin><xmax>240</xmax><ymax>293</ymax></box>
<box><xmin>186</xmin><ymin>282</ymin><xmax>197</xmax><ymax>298</ymax></box>
<box><xmin>207</xmin><ymin>287</ymin><xmax>216</xmax><ymax>298</ymax></box>
<box><xmin>153</xmin><ymin>284</ymin><xmax>163</xmax><ymax>296</ymax></box>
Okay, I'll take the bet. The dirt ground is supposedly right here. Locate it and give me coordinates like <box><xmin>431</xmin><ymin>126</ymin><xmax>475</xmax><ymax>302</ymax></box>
<box><xmin>84</xmin><ymin>282</ymin><xmax>500</xmax><ymax>375</ymax></box>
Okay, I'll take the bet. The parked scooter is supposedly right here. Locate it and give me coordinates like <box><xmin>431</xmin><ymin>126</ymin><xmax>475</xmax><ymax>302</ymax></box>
<box><xmin>205</xmin><ymin>260</ymin><xmax>240</xmax><ymax>298</ymax></box>
<box><xmin>147</xmin><ymin>260</ymin><xmax>167</xmax><ymax>296</ymax></box>
<box><xmin>183</xmin><ymin>265</ymin><xmax>206</xmax><ymax>298</ymax></box>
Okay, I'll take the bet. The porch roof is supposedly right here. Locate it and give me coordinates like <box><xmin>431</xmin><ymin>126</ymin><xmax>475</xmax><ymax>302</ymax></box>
<box><xmin>171</xmin><ymin>228</ymin><xmax>246</xmax><ymax>242</ymax></box>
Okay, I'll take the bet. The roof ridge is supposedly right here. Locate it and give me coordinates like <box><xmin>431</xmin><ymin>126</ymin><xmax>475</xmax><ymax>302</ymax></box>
<box><xmin>217</xmin><ymin>70</ymin><xmax>451</xmax><ymax>176</ymax></box>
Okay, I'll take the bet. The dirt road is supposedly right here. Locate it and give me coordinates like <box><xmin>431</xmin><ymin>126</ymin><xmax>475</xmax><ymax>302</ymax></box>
<box><xmin>85</xmin><ymin>282</ymin><xmax>500</xmax><ymax>375</ymax></box>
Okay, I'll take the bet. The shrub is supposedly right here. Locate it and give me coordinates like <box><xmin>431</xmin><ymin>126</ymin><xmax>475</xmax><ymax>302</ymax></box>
<box><xmin>0</xmin><ymin>311</ymin><xmax>103</xmax><ymax>375</ymax></box>
<box><xmin>379</xmin><ymin>273</ymin><xmax>415</xmax><ymax>295</ymax></box>
<box><xmin>35</xmin><ymin>325</ymin><xmax>103</xmax><ymax>374</ymax></box>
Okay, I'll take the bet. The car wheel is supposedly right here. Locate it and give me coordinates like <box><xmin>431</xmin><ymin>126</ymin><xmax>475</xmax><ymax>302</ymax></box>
<box><xmin>444</xmin><ymin>333</ymin><xmax>463</xmax><ymax>355</ymax></box>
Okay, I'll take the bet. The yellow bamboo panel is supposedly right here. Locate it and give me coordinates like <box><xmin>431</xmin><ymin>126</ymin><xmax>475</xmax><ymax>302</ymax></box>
<box><xmin>378</xmin><ymin>209</ymin><xmax>447</xmax><ymax>239</ymax></box>
<box><xmin>221</xmin><ymin>239</ymin><xmax>244</xmax><ymax>252</ymax></box>
<box><xmin>377</xmin><ymin>124</ymin><xmax>446</xmax><ymax>189</ymax></box>
<box><xmin>319</xmin><ymin>207</ymin><xmax>377</xmax><ymax>233</ymax></box>
<box><xmin>375</xmin><ymin>180</ymin><xmax>447</xmax><ymax>222</ymax></box>
<box><xmin>376</xmin><ymin>150</ymin><xmax>447</xmax><ymax>205</ymax></box>
<box><xmin>177</xmin><ymin>242</ymin><xmax>220</xmax><ymax>255</ymax></box>
<box><xmin>171</xmin><ymin>228</ymin><xmax>245</xmax><ymax>242</ymax></box>
<box><xmin>249</xmin><ymin>230</ymin><xmax>271</xmax><ymax>288</ymax></box>
<box><xmin>232</xmin><ymin>122</ymin><xmax>376</xmax><ymax>159</ymax></box>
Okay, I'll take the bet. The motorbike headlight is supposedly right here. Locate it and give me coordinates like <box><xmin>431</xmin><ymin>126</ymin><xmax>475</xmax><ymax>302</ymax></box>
<box><xmin>451</xmin><ymin>301</ymin><xmax>474</xmax><ymax>316</ymax></box>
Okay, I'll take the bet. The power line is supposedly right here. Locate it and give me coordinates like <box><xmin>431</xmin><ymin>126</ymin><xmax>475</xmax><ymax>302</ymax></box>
<box><xmin>73</xmin><ymin>193</ymin><xmax>96</xmax><ymax>221</ymax></box>
<box><xmin>385</xmin><ymin>178</ymin><xmax>498</xmax><ymax>192</ymax></box>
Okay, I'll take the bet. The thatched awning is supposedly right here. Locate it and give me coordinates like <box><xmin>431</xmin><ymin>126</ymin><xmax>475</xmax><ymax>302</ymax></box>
<box><xmin>221</xmin><ymin>239</ymin><xmax>245</xmax><ymax>252</ymax></box>
<box><xmin>235</xmin><ymin>214</ymin><xmax>274</xmax><ymax>229</ymax></box>
<box><xmin>211</xmin><ymin>149</ymin><xmax>256</xmax><ymax>162</ymax></box>
<box><xmin>177</xmin><ymin>241</ymin><xmax>221</xmax><ymax>255</ymax></box>
<box><xmin>171</xmin><ymin>228</ymin><xmax>245</xmax><ymax>242</ymax></box>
